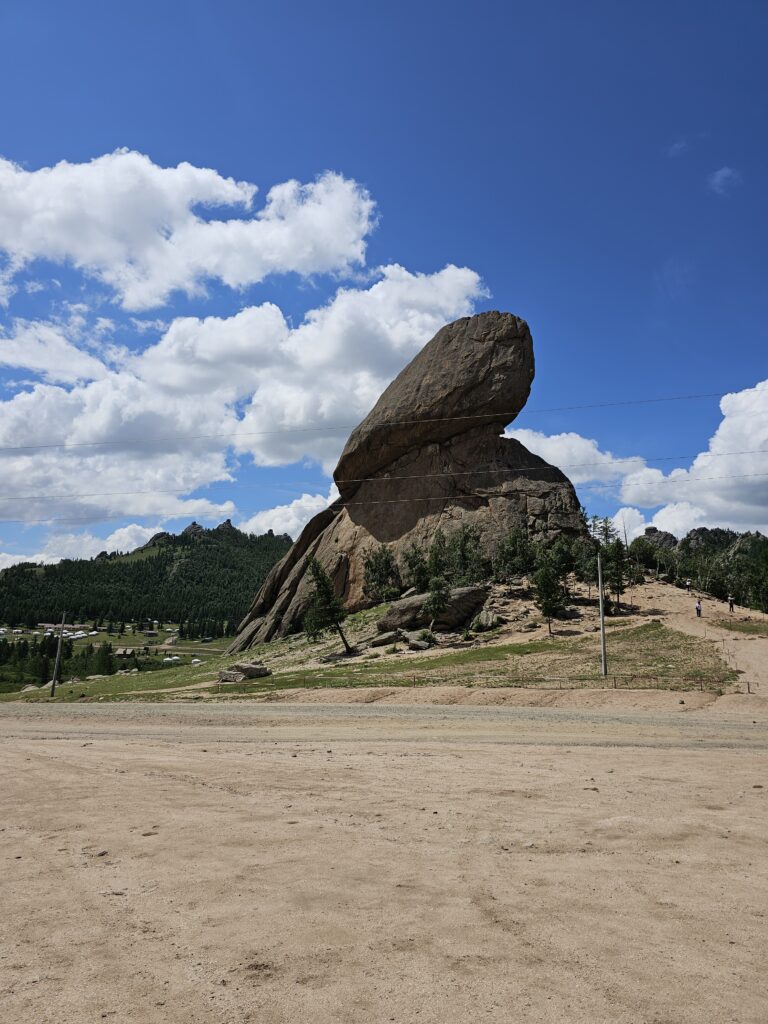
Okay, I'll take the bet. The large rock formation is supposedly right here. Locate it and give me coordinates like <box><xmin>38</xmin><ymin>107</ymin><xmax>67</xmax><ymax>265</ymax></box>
<box><xmin>231</xmin><ymin>311</ymin><xmax>584</xmax><ymax>651</ymax></box>
<box><xmin>641</xmin><ymin>526</ymin><xmax>678</xmax><ymax>550</ymax></box>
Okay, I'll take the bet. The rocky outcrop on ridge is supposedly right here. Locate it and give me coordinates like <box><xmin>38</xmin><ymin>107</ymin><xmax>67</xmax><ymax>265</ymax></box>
<box><xmin>230</xmin><ymin>311</ymin><xmax>585</xmax><ymax>651</ymax></box>
<box><xmin>642</xmin><ymin>527</ymin><xmax>678</xmax><ymax>550</ymax></box>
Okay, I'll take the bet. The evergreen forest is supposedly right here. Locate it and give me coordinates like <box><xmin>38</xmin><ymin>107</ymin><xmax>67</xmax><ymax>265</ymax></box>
<box><xmin>0</xmin><ymin>521</ymin><xmax>291</xmax><ymax>629</ymax></box>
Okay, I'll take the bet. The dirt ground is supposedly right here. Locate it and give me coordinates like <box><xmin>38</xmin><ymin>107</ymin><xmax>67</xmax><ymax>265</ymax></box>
<box><xmin>2</xmin><ymin>698</ymin><xmax>767</xmax><ymax>1024</ymax></box>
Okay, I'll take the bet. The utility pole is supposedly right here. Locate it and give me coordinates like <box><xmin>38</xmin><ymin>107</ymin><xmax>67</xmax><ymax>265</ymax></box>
<box><xmin>50</xmin><ymin>611</ymin><xmax>66</xmax><ymax>698</ymax></box>
<box><xmin>621</xmin><ymin>519</ymin><xmax>633</xmax><ymax>613</ymax></box>
<box><xmin>597</xmin><ymin>553</ymin><xmax>608</xmax><ymax>677</ymax></box>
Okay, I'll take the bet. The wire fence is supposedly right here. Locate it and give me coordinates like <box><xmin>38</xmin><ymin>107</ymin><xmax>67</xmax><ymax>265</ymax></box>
<box><xmin>241</xmin><ymin>671</ymin><xmax>749</xmax><ymax>697</ymax></box>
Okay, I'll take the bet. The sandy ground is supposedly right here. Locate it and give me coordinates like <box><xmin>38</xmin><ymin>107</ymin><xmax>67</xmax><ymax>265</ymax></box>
<box><xmin>2</xmin><ymin>698</ymin><xmax>767</xmax><ymax>1024</ymax></box>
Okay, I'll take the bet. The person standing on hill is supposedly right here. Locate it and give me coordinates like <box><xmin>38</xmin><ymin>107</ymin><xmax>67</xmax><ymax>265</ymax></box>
<box><xmin>686</xmin><ymin>578</ymin><xmax>692</xmax><ymax>593</ymax></box>
<box><xmin>728</xmin><ymin>594</ymin><xmax>735</xmax><ymax>613</ymax></box>
<box><xmin>695</xmin><ymin>599</ymin><xmax>702</xmax><ymax>618</ymax></box>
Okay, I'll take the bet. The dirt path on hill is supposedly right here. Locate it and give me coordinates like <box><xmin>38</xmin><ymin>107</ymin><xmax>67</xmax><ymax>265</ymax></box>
<box><xmin>638</xmin><ymin>580</ymin><xmax>768</xmax><ymax>690</ymax></box>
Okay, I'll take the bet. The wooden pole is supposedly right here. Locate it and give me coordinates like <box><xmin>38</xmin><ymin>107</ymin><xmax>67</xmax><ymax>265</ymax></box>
<box><xmin>597</xmin><ymin>553</ymin><xmax>608</xmax><ymax>677</ymax></box>
<box><xmin>50</xmin><ymin>610</ymin><xmax>66</xmax><ymax>698</ymax></box>
<box><xmin>621</xmin><ymin>519</ymin><xmax>633</xmax><ymax>612</ymax></box>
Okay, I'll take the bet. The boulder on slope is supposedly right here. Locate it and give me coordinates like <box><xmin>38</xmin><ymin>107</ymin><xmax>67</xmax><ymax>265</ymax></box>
<box><xmin>376</xmin><ymin>586</ymin><xmax>488</xmax><ymax>633</ymax></box>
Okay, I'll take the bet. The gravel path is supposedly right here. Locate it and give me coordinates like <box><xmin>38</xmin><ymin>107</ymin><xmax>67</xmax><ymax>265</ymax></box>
<box><xmin>2</xmin><ymin>694</ymin><xmax>767</xmax><ymax>750</ymax></box>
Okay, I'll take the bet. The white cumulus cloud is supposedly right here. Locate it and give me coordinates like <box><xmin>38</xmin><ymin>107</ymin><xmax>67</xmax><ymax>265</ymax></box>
<box><xmin>0</xmin><ymin>317</ymin><xmax>108</xmax><ymax>384</ymax></box>
<box><xmin>235</xmin><ymin>263</ymin><xmax>485</xmax><ymax>471</ymax></box>
<box><xmin>0</xmin><ymin>264</ymin><xmax>484</xmax><ymax>530</ymax></box>
<box><xmin>611</xmin><ymin>503</ymin><xmax>708</xmax><ymax>543</ymax></box>
<box><xmin>0</xmin><ymin>522</ymin><xmax>162</xmax><ymax>568</ymax></box>
<box><xmin>239</xmin><ymin>485</ymin><xmax>339</xmax><ymax>539</ymax></box>
<box><xmin>505</xmin><ymin>428</ymin><xmax>646</xmax><ymax>484</ymax></box>
<box><xmin>0</xmin><ymin>151</ymin><xmax>375</xmax><ymax>309</ymax></box>
<box><xmin>619</xmin><ymin>380</ymin><xmax>768</xmax><ymax>532</ymax></box>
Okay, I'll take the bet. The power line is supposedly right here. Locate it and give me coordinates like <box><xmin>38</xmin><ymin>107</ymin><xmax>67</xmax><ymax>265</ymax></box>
<box><xmin>0</xmin><ymin>470</ymin><xmax>766</xmax><ymax>528</ymax></box>
<box><xmin>0</xmin><ymin>389</ymin><xmax>731</xmax><ymax>454</ymax></box>
<box><xmin>2</xmin><ymin>447</ymin><xmax>767</xmax><ymax>504</ymax></box>
<box><xmin>336</xmin><ymin>448</ymin><xmax>768</xmax><ymax>484</ymax></box>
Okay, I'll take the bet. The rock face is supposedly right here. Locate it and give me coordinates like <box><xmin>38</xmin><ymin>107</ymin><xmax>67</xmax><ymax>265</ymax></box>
<box><xmin>642</xmin><ymin>527</ymin><xmax>678</xmax><ymax>550</ymax></box>
<box><xmin>230</xmin><ymin>311</ymin><xmax>585</xmax><ymax>651</ymax></box>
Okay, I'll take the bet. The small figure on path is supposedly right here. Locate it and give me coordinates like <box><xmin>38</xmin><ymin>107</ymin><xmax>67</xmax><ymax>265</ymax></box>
<box><xmin>686</xmin><ymin>578</ymin><xmax>692</xmax><ymax>593</ymax></box>
<box><xmin>728</xmin><ymin>594</ymin><xmax>735</xmax><ymax>613</ymax></box>
<box><xmin>695</xmin><ymin>599</ymin><xmax>702</xmax><ymax>618</ymax></box>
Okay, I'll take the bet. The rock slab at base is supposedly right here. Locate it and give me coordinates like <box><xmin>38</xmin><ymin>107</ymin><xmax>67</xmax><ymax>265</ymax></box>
<box><xmin>369</xmin><ymin>630</ymin><xmax>402</xmax><ymax>648</ymax></box>
<box><xmin>377</xmin><ymin>587</ymin><xmax>488</xmax><ymax>633</ymax></box>
<box><xmin>231</xmin><ymin>311</ymin><xmax>585</xmax><ymax>652</ymax></box>
<box><xmin>218</xmin><ymin>661</ymin><xmax>271</xmax><ymax>683</ymax></box>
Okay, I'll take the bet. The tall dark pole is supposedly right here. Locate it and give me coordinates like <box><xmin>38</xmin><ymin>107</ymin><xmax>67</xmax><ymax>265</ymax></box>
<box><xmin>50</xmin><ymin>611</ymin><xmax>66</xmax><ymax>698</ymax></box>
<box><xmin>597</xmin><ymin>554</ymin><xmax>608</xmax><ymax>678</ymax></box>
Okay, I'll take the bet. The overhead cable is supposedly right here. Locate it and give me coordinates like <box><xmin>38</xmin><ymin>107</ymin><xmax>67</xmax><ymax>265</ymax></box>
<box><xmin>0</xmin><ymin>390</ymin><xmax>731</xmax><ymax>454</ymax></box>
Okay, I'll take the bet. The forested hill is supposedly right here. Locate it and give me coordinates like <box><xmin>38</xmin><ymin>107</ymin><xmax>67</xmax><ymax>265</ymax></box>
<box><xmin>0</xmin><ymin>520</ymin><xmax>292</xmax><ymax>630</ymax></box>
<box><xmin>630</xmin><ymin>526</ymin><xmax>768</xmax><ymax>609</ymax></box>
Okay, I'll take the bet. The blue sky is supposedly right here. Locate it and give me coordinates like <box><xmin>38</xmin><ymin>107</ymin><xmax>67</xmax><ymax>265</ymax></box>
<box><xmin>0</xmin><ymin>0</ymin><xmax>765</xmax><ymax>563</ymax></box>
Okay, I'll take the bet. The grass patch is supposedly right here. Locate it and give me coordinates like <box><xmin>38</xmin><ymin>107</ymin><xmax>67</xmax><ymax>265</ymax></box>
<box><xmin>714</xmin><ymin>618</ymin><xmax>768</xmax><ymax>637</ymax></box>
<box><xmin>0</xmin><ymin>651</ymin><xmax>231</xmax><ymax>703</ymax></box>
<box><xmin>393</xmin><ymin>639</ymin><xmax>557</xmax><ymax>670</ymax></box>
<box><xmin>601</xmin><ymin>621</ymin><xmax>737</xmax><ymax>684</ymax></box>
<box><xmin>5</xmin><ymin>619</ymin><xmax>738</xmax><ymax>702</ymax></box>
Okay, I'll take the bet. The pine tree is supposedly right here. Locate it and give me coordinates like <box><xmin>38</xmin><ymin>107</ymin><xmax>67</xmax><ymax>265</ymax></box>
<box><xmin>588</xmin><ymin>515</ymin><xmax>618</xmax><ymax>546</ymax></box>
<box><xmin>303</xmin><ymin>558</ymin><xmax>352</xmax><ymax>654</ymax></box>
<box><xmin>546</xmin><ymin>537</ymin><xmax>575</xmax><ymax>599</ymax></box>
<box><xmin>401</xmin><ymin>542</ymin><xmax>430</xmax><ymax>593</ymax></box>
<box><xmin>572</xmin><ymin>538</ymin><xmax>599</xmax><ymax>598</ymax></box>
<box><xmin>604</xmin><ymin>539</ymin><xmax>627</xmax><ymax>608</ymax></box>
<box><xmin>423</xmin><ymin>576</ymin><xmax>450</xmax><ymax>632</ymax></box>
<box><xmin>427</xmin><ymin>529</ymin><xmax>449</xmax><ymax>580</ymax></box>
<box><xmin>362</xmin><ymin>544</ymin><xmax>402</xmax><ymax>603</ymax></box>
<box><xmin>493</xmin><ymin>529</ymin><xmax>535</xmax><ymax>582</ymax></box>
<box><xmin>532</xmin><ymin>564</ymin><xmax>563</xmax><ymax>636</ymax></box>
<box><xmin>446</xmin><ymin>523</ymin><xmax>488</xmax><ymax>584</ymax></box>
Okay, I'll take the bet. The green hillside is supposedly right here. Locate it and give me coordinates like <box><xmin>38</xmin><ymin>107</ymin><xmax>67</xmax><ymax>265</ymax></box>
<box><xmin>630</xmin><ymin>527</ymin><xmax>768</xmax><ymax>610</ymax></box>
<box><xmin>0</xmin><ymin>520</ymin><xmax>291</xmax><ymax>629</ymax></box>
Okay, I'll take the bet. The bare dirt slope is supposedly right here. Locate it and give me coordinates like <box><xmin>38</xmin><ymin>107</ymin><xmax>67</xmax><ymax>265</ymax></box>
<box><xmin>638</xmin><ymin>579</ymin><xmax>768</xmax><ymax>688</ymax></box>
<box><xmin>2</xmin><ymin>700</ymin><xmax>767</xmax><ymax>1024</ymax></box>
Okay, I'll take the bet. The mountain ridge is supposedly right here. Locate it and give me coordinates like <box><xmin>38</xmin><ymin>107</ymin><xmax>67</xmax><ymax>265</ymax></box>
<box><xmin>0</xmin><ymin>521</ymin><xmax>292</xmax><ymax>628</ymax></box>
